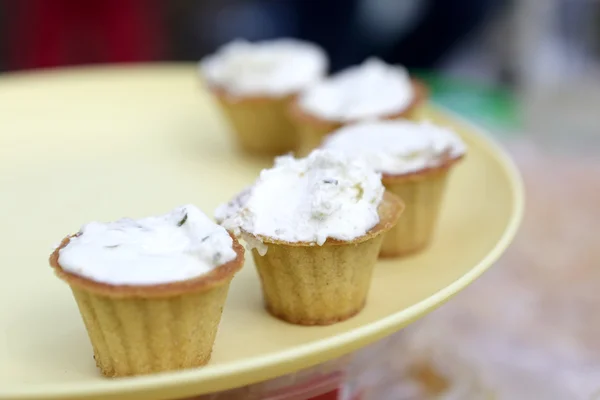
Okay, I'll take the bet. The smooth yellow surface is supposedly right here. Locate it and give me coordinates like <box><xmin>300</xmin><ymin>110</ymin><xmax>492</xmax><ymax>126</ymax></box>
<box><xmin>0</xmin><ymin>65</ymin><xmax>523</xmax><ymax>400</ymax></box>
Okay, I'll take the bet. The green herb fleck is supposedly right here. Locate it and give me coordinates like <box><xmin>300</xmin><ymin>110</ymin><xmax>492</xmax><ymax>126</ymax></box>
<box><xmin>177</xmin><ymin>213</ymin><xmax>188</xmax><ymax>227</ymax></box>
<box><xmin>353</xmin><ymin>183</ymin><xmax>364</xmax><ymax>200</ymax></box>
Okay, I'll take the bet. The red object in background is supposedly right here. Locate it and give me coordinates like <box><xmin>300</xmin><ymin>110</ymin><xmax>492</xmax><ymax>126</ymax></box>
<box><xmin>6</xmin><ymin>0</ymin><xmax>165</xmax><ymax>70</ymax></box>
<box><xmin>309</xmin><ymin>390</ymin><xmax>341</xmax><ymax>400</ymax></box>
<box><xmin>257</xmin><ymin>372</ymin><xmax>363</xmax><ymax>400</ymax></box>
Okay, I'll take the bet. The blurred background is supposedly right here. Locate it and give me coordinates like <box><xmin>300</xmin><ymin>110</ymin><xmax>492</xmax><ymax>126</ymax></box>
<box><xmin>3</xmin><ymin>0</ymin><xmax>600</xmax><ymax>151</ymax></box>
<box><xmin>1</xmin><ymin>0</ymin><xmax>599</xmax><ymax>398</ymax></box>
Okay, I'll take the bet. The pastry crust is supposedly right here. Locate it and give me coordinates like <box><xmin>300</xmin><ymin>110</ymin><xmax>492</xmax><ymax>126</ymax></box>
<box><xmin>49</xmin><ymin>231</ymin><xmax>245</xmax><ymax>376</ymax></box>
<box><xmin>381</xmin><ymin>154</ymin><xmax>465</xmax><ymax>184</ymax></box>
<box><xmin>208</xmin><ymin>84</ymin><xmax>296</xmax><ymax>103</ymax></box>
<box><xmin>247</xmin><ymin>191</ymin><xmax>404</xmax><ymax>325</ymax></box>
<box><xmin>380</xmin><ymin>157</ymin><xmax>465</xmax><ymax>258</ymax></box>
<box><xmin>207</xmin><ymin>85</ymin><xmax>299</xmax><ymax>156</ymax></box>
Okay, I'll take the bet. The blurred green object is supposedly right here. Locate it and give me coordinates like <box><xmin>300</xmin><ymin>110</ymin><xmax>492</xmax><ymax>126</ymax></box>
<box><xmin>414</xmin><ymin>71</ymin><xmax>521</xmax><ymax>137</ymax></box>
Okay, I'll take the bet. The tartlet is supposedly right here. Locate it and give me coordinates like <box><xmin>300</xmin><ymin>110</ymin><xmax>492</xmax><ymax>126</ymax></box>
<box><xmin>246</xmin><ymin>191</ymin><xmax>402</xmax><ymax>325</ymax></box>
<box><xmin>321</xmin><ymin>120</ymin><xmax>466</xmax><ymax>257</ymax></box>
<box><xmin>216</xmin><ymin>150</ymin><xmax>404</xmax><ymax>325</ymax></box>
<box><xmin>289</xmin><ymin>58</ymin><xmax>428</xmax><ymax>156</ymax></box>
<box><xmin>49</xmin><ymin>205</ymin><xmax>244</xmax><ymax>377</ymax></box>
<box><xmin>200</xmin><ymin>38</ymin><xmax>328</xmax><ymax>156</ymax></box>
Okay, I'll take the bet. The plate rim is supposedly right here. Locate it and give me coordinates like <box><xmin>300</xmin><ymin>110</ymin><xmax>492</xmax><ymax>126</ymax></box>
<box><xmin>0</xmin><ymin>66</ymin><xmax>524</xmax><ymax>399</ymax></box>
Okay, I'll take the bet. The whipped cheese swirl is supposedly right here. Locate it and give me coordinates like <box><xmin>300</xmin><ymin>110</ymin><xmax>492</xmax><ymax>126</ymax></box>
<box><xmin>321</xmin><ymin>120</ymin><xmax>466</xmax><ymax>175</ymax></box>
<box><xmin>200</xmin><ymin>38</ymin><xmax>327</xmax><ymax>97</ymax></box>
<box><xmin>298</xmin><ymin>58</ymin><xmax>414</xmax><ymax>122</ymax></box>
<box><xmin>215</xmin><ymin>150</ymin><xmax>384</xmax><ymax>251</ymax></box>
<box><xmin>58</xmin><ymin>205</ymin><xmax>237</xmax><ymax>285</ymax></box>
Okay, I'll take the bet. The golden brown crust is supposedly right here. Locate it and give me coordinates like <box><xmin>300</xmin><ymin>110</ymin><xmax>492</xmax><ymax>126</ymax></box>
<box><xmin>246</xmin><ymin>191</ymin><xmax>404</xmax><ymax>247</ymax></box>
<box><xmin>49</xmin><ymin>233</ymin><xmax>245</xmax><ymax>299</ymax></box>
<box><xmin>265</xmin><ymin>299</ymin><xmax>366</xmax><ymax>326</ymax></box>
<box><xmin>287</xmin><ymin>78</ymin><xmax>428</xmax><ymax>128</ymax></box>
<box><xmin>381</xmin><ymin>154</ymin><xmax>465</xmax><ymax>184</ymax></box>
<box><xmin>379</xmin><ymin>240</ymin><xmax>430</xmax><ymax>258</ymax></box>
<box><xmin>207</xmin><ymin>84</ymin><xmax>297</xmax><ymax>104</ymax></box>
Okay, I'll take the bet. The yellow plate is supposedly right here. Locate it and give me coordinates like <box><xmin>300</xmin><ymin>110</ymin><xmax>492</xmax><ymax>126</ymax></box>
<box><xmin>0</xmin><ymin>65</ymin><xmax>523</xmax><ymax>400</ymax></box>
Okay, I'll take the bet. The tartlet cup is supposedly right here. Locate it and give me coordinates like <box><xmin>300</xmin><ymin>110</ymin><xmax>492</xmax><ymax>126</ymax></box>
<box><xmin>209</xmin><ymin>86</ymin><xmax>299</xmax><ymax>156</ymax></box>
<box><xmin>380</xmin><ymin>155</ymin><xmax>464</xmax><ymax>258</ymax></box>
<box><xmin>49</xmin><ymin>233</ymin><xmax>245</xmax><ymax>377</ymax></box>
<box><xmin>289</xmin><ymin>79</ymin><xmax>428</xmax><ymax>157</ymax></box>
<box><xmin>247</xmin><ymin>191</ymin><xmax>404</xmax><ymax>326</ymax></box>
